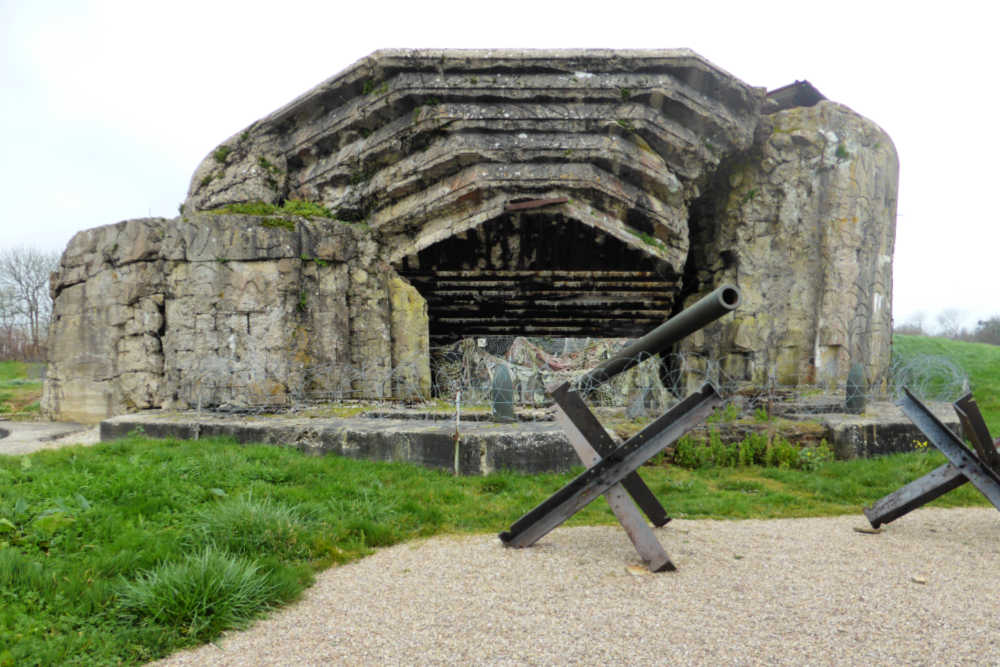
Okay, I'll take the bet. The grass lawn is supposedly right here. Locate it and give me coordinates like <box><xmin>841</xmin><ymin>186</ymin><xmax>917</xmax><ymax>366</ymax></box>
<box><xmin>0</xmin><ymin>361</ymin><xmax>44</xmax><ymax>419</ymax></box>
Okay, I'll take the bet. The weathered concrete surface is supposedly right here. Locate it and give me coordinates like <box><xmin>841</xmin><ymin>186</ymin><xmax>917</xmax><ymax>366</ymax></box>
<box><xmin>388</xmin><ymin>276</ymin><xmax>431</xmax><ymax>399</ymax></box>
<box><xmin>100</xmin><ymin>412</ymin><xmax>578</xmax><ymax>475</ymax></box>
<box><xmin>42</xmin><ymin>219</ymin><xmax>169</xmax><ymax>422</ymax></box>
<box><xmin>43</xmin><ymin>214</ymin><xmax>431</xmax><ymax>423</ymax></box>
<box><xmin>184</xmin><ymin>49</ymin><xmax>766</xmax><ymax>342</ymax></box>
<box><xmin>0</xmin><ymin>421</ymin><xmax>91</xmax><ymax>455</ymax></box>
<box><xmin>95</xmin><ymin>400</ymin><xmax>954</xmax><ymax>474</ymax></box>
<box><xmin>682</xmin><ymin>99</ymin><xmax>898</xmax><ymax>391</ymax></box>
<box><xmin>800</xmin><ymin>401</ymin><xmax>959</xmax><ymax>460</ymax></box>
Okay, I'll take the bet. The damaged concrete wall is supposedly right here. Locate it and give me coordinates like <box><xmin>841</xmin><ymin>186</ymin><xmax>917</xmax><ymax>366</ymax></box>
<box><xmin>681</xmin><ymin>100</ymin><xmax>897</xmax><ymax>389</ymax></box>
<box><xmin>42</xmin><ymin>220</ymin><xmax>168</xmax><ymax>422</ymax></box>
<box><xmin>182</xmin><ymin>49</ymin><xmax>765</xmax><ymax>342</ymax></box>
<box><xmin>43</xmin><ymin>50</ymin><xmax>898</xmax><ymax>422</ymax></box>
<box><xmin>42</xmin><ymin>214</ymin><xmax>430</xmax><ymax>422</ymax></box>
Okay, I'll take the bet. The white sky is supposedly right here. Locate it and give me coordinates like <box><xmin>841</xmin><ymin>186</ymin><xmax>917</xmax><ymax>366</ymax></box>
<box><xmin>2</xmin><ymin>0</ymin><xmax>996</xmax><ymax>331</ymax></box>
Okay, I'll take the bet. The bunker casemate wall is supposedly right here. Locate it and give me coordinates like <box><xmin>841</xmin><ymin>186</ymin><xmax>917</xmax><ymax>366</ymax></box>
<box><xmin>42</xmin><ymin>49</ymin><xmax>898</xmax><ymax>423</ymax></box>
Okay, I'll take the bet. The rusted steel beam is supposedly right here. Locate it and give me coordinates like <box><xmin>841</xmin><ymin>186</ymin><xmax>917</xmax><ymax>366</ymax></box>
<box><xmin>412</xmin><ymin>280</ymin><xmax>673</xmax><ymax>292</ymax></box>
<box><xmin>549</xmin><ymin>382</ymin><xmax>670</xmax><ymax>527</ymax></box>
<box><xmin>430</xmin><ymin>328</ymin><xmax>659</xmax><ymax>341</ymax></box>
<box><xmin>503</xmin><ymin>197</ymin><xmax>569</xmax><ymax>212</ymax></box>
<box><xmin>897</xmin><ymin>389</ymin><xmax>1000</xmax><ymax>509</ymax></box>
<box><xmin>408</xmin><ymin>269</ymin><xmax>665</xmax><ymax>278</ymax></box>
<box><xmin>433</xmin><ymin>314</ymin><xmax>668</xmax><ymax>324</ymax></box>
<box><xmin>426</xmin><ymin>295</ymin><xmax>673</xmax><ymax>304</ymax></box>
<box><xmin>863</xmin><ymin>462</ymin><xmax>968</xmax><ymax>528</ymax></box>
<box><xmin>864</xmin><ymin>391</ymin><xmax>1000</xmax><ymax>528</ymax></box>
<box><xmin>552</xmin><ymin>400</ymin><xmax>675</xmax><ymax>572</ymax></box>
<box><xmin>426</xmin><ymin>300</ymin><xmax>671</xmax><ymax>309</ymax></box>
<box><xmin>499</xmin><ymin>383</ymin><xmax>721</xmax><ymax>549</ymax></box>
<box><xmin>954</xmin><ymin>393</ymin><xmax>1000</xmax><ymax>470</ymax></box>
<box><xmin>435</xmin><ymin>302</ymin><xmax>665</xmax><ymax>318</ymax></box>
<box><xmin>430</xmin><ymin>322</ymin><xmax>662</xmax><ymax>332</ymax></box>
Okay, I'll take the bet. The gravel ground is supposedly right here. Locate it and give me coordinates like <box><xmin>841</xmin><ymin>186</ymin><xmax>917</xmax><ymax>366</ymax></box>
<box><xmin>0</xmin><ymin>422</ymin><xmax>99</xmax><ymax>455</ymax></box>
<box><xmin>157</xmin><ymin>506</ymin><xmax>1000</xmax><ymax>666</ymax></box>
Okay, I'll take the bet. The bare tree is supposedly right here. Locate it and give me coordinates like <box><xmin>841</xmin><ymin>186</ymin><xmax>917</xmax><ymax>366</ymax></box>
<box><xmin>0</xmin><ymin>285</ymin><xmax>18</xmax><ymax>359</ymax></box>
<box><xmin>935</xmin><ymin>308</ymin><xmax>966</xmax><ymax>339</ymax></box>
<box><xmin>0</xmin><ymin>247</ymin><xmax>60</xmax><ymax>357</ymax></box>
<box><xmin>972</xmin><ymin>316</ymin><xmax>1000</xmax><ymax>345</ymax></box>
<box><xmin>894</xmin><ymin>311</ymin><xmax>927</xmax><ymax>336</ymax></box>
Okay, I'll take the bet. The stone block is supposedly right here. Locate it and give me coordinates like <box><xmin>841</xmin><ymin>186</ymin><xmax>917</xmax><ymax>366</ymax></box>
<box><xmin>388</xmin><ymin>276</ymin><xmax>430</xmax><ymax>399</ymax></box>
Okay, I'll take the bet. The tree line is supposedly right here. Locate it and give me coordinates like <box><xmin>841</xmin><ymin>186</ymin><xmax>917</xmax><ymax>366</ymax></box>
<box><xmin>895</xmin><ymin>308</ymin><xmax>1000</xmax><ymax>345</ymax></box>
<box><xmin>0</xmin><ymin>247</ymin><xmax>61</xmax><ymax>361</ymax></box>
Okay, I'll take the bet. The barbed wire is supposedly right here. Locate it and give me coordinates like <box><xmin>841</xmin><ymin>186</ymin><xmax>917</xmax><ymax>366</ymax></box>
<box><xmin>164</xmin><ymin>337</ymin><xmax>966</xmax><ymax>423</ymax></box>
<box><xmin>887</xmin><ymin>353</ymin><xmax>970</xmax><ymax>402</ymax></box>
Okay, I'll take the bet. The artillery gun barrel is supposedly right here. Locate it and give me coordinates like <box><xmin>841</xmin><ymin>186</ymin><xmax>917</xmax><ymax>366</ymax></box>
<box><xmin>577</xmin><ymin>284</ymin><xmax>742</xmax><ymax>391</ymax></box>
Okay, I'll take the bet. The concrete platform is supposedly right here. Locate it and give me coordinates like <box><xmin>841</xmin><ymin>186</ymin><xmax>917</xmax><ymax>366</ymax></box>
<box><xmin>100</xmin><ymin>412</ymin><xmax>578</xmax><ymax>475</ymax></box>
<box><xmin>95</xmin><ymin>399</ymin><xmax>965</xmax><ymax>475</ymax></box>
<box><xmin>785</xmin><ymin>400</ymin><xmax>961</xmax><ymax>460</ymax></box>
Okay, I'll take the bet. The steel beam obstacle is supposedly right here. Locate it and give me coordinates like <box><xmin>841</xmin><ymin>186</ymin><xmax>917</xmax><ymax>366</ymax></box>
<box><xmin>499</xmin><ymin>284</ymin><xmax>742</xmax><ymax>571</ymax></box>
<box><xmin>863</xmin><ymin>389</ymin><xmax>1000</xmax><ymax>529</ymax></box>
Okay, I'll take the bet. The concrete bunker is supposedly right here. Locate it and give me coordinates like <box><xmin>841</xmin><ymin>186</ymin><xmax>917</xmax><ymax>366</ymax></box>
<box><xmin>42</xmin><ymin>50</ymin><xmax>898</xmax><ymax>424</ymax></box>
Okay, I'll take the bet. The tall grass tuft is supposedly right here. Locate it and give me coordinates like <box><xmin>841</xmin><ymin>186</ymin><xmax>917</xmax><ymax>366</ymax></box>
<box><xmin>189</xmin><ymin>493</ymin><xmax>312</xmax><ymax>560</ymax></box>
<box><xmin>0</xmin><ymin>547</ymin><xmax>47</xmax><ymax>590</ymax></box>
<box><xmin>116</xmin><ymin>545</ymin><xmax>278</xmax><ymax>641</ymax></box>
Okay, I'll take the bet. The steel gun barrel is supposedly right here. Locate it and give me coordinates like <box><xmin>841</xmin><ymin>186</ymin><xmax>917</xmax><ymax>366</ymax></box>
<box><xmin>577</xmin><ymin>284</ymin><xmax>742</xmax><ymax>391</ymax></box>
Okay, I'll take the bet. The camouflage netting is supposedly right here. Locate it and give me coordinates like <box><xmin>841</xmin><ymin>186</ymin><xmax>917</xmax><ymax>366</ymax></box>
<box><xmin>431</xmin><ymin>337</ymin><xmax>675</xmax><ymax>417</ymax></box>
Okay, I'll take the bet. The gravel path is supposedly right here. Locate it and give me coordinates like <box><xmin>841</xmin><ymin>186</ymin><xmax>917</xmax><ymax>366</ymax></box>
<box><xmin>0</xmin><ymin>422</ymin><xmax>99</xmax><ymax>455</ymax></box>
<box><xmin>158</xmin><ymin>506</ymin><xmax>1000</xmax><ymax>666</ymax></box>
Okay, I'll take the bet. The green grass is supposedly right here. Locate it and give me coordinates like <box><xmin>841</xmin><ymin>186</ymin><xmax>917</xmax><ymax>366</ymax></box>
<box><xmin>893</xmin><ymin>334</ymin><xmax>1000</xmax><ymax>433</ymax></box>
<box><xmin>0</xmin><ymin>361</ymin><xmax>43</xmax><ymax>418</ymax></box>
<box><xmin>0</xmin><ymin>435</ymin><xmax>601</xmax><ymax>664</ymax></box>
<box><xmin>0</xmin><ymin>433</ymin><xmax>991</xmax><ymax>665</ymax></box>
<box><xmin>116</xmin><ymin>545</ymin><xmax>281</xmax><ymax>642</ymax></box>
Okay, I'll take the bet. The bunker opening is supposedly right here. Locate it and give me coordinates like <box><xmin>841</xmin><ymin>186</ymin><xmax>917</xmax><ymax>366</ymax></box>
<box><xmin>396</xmin><ymin>211</ymin><xmax>680</xmax><ymax>344</ymax></box>
<box><xmin>395</xmin><ymin>209</ymin><xmax>686</xmax><ymax>401</ymax></box>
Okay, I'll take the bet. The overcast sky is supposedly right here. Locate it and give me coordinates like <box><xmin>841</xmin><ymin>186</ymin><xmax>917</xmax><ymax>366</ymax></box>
<box><xmin>2</xmin><ymin>0</ymin><xmax>995</xmax><ymax>331</ymax></box>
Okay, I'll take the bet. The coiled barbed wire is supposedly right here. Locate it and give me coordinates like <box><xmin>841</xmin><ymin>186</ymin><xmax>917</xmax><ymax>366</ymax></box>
<box><xmin>887</xmin><ymin>354</ymin><xmax>970</xmax><ymax>402</ymax></box>
<box><xmin>163</xmin><ymin>336</ymin><xmax>950</xmax><ymax>420</ymax></box>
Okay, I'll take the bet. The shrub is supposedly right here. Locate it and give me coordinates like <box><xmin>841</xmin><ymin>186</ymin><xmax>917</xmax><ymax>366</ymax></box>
<box><xmin>764</xmin><ymin>436</ymin><xmax>799</xmax><ymax>469</ymax></box>
<box><xmin>797</xmin><ymin>440</ymin><xmax>835</xmax><ymax>471</ymax></box>
<box><xmin>212</xmin><ymin>145</ymin><xmax>233</xmax><ymax>163</ymax></box>
<box><xmin>738</xmin><ymin>432</ymin><xmax>769</xmax><ymax>466</ymax></box>
<box><xmin>708</xmin><ymin>429</ymin><xmax>737</xmax><ymax>467</ymax></box>
<box><xmin>671</xmin><ymin>432</ymin><xmax>832</xmax><ymax>471</ymax></box>
<box><xmin>673</xmin><ymin>435</ymin><xmax>705</xmax><ymax>469</ymax></box>
<box><xmin>280</xmin><ymin>199</ymin><xmax>334</xmax><ymax>219</ymax></box>
<box><xmin>214</xmin><ymin>201</ymin><xmax>279</xmax><ymax>216</ymax></box>
<box><xmin>210</xmin><ymin>199</ymin><xmax>335</xmax><ymax>220</ymax></box>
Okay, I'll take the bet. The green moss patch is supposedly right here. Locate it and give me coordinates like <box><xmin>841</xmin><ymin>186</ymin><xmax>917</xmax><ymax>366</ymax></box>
<box><xmin>207</xmin><ymin>200</ymin><xmax>341</xmax><ymax>232</ymax></box>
